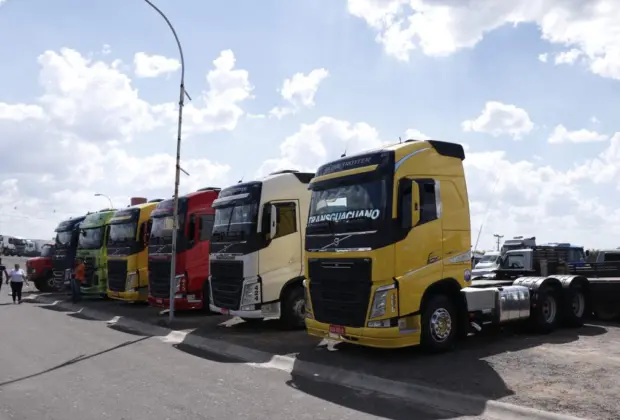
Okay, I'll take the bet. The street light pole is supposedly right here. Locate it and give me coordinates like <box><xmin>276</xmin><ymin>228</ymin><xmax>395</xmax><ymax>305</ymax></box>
<box><xmin>94</xmin><ymin>193</ymin><xmax>114</xmax><ymax>209</ymax></box>
<box><xmin>493</xmin><ymin>233</ymin><xmax>504</xmax><ymax>252</ymax></box>
<box><xmin>142</xmin><ymin>0</ymin><xmax>191</xmax><ymax>325</ymax></box>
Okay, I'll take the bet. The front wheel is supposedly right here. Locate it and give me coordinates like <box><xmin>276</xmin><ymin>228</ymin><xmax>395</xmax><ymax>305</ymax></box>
<box><xmin>280</xmin><ymin>285</ymin><xmax>306</xmax><ymax>330</ymax></box>
<box><xmin>420</xmin><ymin>295</ymin><xmax>457</xmax><ymax>353</ymax></box>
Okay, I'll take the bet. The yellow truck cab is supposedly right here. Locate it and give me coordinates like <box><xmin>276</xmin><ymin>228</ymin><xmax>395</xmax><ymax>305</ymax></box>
<box><xmin>304</xmin><ymin>140</ymin><xmax>473</xmax><ymax>351</ymax></box>
<box><xmin>106</xmin><ymin>200</ymin><xmax>161</xmax><ymax>301</ymax></box>
<box><xmin>305</xmin><ymin>139</ymin><xmax>597</xmax><ymax>352</ymax></box>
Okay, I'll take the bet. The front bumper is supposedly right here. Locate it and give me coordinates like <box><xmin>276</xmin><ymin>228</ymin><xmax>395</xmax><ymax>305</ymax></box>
<box><xmin>208</xmin><ymin>302</ymin><xmax>281</xmax><ymax>319</ymax></box>
<box><xmin>108</xmin><ymin>289</ymin><xmax>147</xmax><ymax>302</ymax></box>
<box><xmin>305</xmin><ymin>318</ymin><xmax>421</xmax><ymax>349</ymax></box>
<box><xmin>148</xmin><ymin>294</ymin><xmax>204</xmax><ymax>310</ymax></box>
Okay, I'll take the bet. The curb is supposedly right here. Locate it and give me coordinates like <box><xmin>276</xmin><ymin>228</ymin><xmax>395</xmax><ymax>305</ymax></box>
<box><xmin>24</xmin><ymin>294</ymin><xmax>588</xmax><ymax>420</ymax></box>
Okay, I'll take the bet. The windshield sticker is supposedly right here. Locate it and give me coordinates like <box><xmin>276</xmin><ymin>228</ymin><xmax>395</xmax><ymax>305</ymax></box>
<box><xmin>163</xmin><ymin>217</ymin><xmax>174</xmax><ymax>230</ymax></box>
<box><xmin>308</xmin><ymin>209</ymin><xmax>380</xmax><ymax>224</ymax></box>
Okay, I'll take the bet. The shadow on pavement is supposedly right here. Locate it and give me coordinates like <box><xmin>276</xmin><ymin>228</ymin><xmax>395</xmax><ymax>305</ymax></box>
<box><xmin>0</xmin><ymin>336</ymin><xmax>148</xmax><ymax>388</ymax></box>
<box><xmin>175</xmin><ymin>319</ymin><xmax>607</xmax><ymax>419</ymax></box>
<box><xmin>286</xmin><ymin>374</ymin><xmax>461</xmax><ymax>420</ymax></box>
<box><xmin>28</xmin><ymin>296</ymin><xmax>610</xmax><ymax>418</ymax></box>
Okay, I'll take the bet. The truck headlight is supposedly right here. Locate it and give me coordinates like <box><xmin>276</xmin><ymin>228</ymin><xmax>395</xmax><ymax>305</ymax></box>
<box><xmin>369</xmin><ymin>284</ymin><xmax>396</xmax><ymax>319</ymax></box>
<box><xmin>126</xmin><ymin>271</ymin><xmax>138</xmax><ymax>290</ymax></box>
<box><xmin>241</xmin><ymin>278</ymin><xmax>261</xmax><ymax>306</ymax></box>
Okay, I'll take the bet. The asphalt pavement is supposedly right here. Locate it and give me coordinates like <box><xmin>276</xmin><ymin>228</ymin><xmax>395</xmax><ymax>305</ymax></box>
<box><xmin>0</xmin><ymin>289</ymin><xmax>487</xmax><ymax>420</ymax></box>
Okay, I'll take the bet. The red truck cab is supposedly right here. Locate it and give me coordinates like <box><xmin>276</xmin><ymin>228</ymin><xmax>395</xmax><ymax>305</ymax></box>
<box><xmin>147</xmin><ymin>187</ymin><xmax>219</xmax><ymax>310</ymax></box>
<box><xmin>26</xmin><ymin>243</ymin><xmax>55</xmax><ymax>292</ymax></box>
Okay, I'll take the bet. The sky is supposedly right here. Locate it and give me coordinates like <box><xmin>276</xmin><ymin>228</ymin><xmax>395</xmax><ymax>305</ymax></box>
<box><xmin>1</xmin><ymin>0</ymin><xmax>620</xmax><ymax>250</ymax></box>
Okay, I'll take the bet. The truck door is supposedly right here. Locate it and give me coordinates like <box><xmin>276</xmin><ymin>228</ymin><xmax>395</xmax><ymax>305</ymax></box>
<box><xmin>395</xmin><ymin>179</ymin><xmax>443</xmax><ymax>312</ymax></box>
<box><xmin>259</xmin><ymin>200</ymin><xmax>302</xmax><ymax>303</ymax></box>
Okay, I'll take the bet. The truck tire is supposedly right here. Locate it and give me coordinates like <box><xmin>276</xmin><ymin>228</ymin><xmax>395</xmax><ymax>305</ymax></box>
<box><xmin>593</xmin><ymin>301</ymin><xmax>620</xmax><ymax>321</ymax></box>
<box><xmin>280</xmin><ymin>285</ymin><xmax>306</xmax><ymax>330</ymax></box>
<box><xmin>529</xmin><ymin>287</ymin><xmax>559</xmax><ymax>333</ymax></box>
<box><xmin>34</xmin><ymin>276</ymin><xmax>54</xmax><ymax>293</ymax></box>
<box><xmin>562</xmin><ymin>285</ymin><xmax>587</xmax><ymax>328</ymax></box>
<box><xmin>420</xmin><ymin>295</ymin><xmax>457</xmax><ymax>353</ymax></box>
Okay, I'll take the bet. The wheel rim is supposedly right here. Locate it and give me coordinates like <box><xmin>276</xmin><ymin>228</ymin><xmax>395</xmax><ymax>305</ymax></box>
<box><xmin>292</xmin><ymin>297</ymin><xmax>305</xmax><ymax>322</ymax></box>
<box><xmin>542</xmin><ymin>295</ymin><xmax>557</xmax><ymax>323</ymax></box>
<box><xmin>572</xmin><ymin>292</ymin><xmax>585</xmax><ymax>318</ymax></box>
<box><xmin>430</xmin><ymin>308</ymin><xmax>452</xmax><ymax>342</ymax></box>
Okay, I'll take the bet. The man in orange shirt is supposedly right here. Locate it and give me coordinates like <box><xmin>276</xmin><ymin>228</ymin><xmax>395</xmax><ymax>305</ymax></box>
<box><xmin>72</xmin><ymin>258</ymin><xmax>85</xmax><ymax>302</ymax></box>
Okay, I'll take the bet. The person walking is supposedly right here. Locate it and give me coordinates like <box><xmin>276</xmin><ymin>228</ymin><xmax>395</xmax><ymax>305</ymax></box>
<box><xmin>0</xmin><ymin>258</ymin><xmax>8</xmax><ymax>293</ymax></box>
<box><xmin>7</xmin><ymin>263</ymin><xmax>28</xmax><ymax>304</ymax></box>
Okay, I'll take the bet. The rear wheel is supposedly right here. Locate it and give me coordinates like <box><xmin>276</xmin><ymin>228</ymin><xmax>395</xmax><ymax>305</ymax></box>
<box><xmin>529</xmin><ymin>287</ymin><xmax>559</xmax><ymax>333</ymax></box>
<box><xmin>421</xmin><ymin>295</ymin><xmax>457</xmax><ymax>353</ymax></box>
<box><xmin>593</xmin><ymin>301</ymin><xmax>620</xmax><ymax>321</ymax></box>
<box><xmin>563</xmin><ymin>285</ymin><xmax>587</xmax><ymax>327</ymax></box>
<box><xmin>280</xmin><ymin>285</ymin><xmax>306</xmax><ymax>330</ymax></box>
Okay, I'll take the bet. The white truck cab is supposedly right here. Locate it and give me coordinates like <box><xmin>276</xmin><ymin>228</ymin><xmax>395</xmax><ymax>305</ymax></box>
<box><xmin>208</xmin><ymin>170</ymin><xmax>314</xmax><ymax>328</ymax></box>
<box><xmin>472</xmin><ymin>251</ymin><xmax>501</xmax><ymax>277</ymax></box>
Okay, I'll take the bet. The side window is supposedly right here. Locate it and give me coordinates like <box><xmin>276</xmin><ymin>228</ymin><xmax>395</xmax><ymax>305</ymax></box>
<box><xmin>199</xmin><ymin>215</ymin><xmax>215</xmax><ymax>241</ymax></box>
<box><xmin>418</xmin><ymin>180</ymin><xmax>439</xmax><ymax>224</ymax></box>
<box><xmin>274</xmin><ymin>202</ymin><xmax>297</xmax><ymax>239</ymax></box>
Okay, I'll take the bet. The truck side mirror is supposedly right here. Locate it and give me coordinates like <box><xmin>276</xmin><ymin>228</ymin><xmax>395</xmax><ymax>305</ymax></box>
<box><xmin>270</xmin><ymin>204</ymin><xmax>278</xmax><ymax>239</ymax></box>
<box><xmin>585</xmin><ymin>250</ymin><xmax>590</xmax><ymax>257</ymax></box>
<box><xmin>411</xmin><ymin>181</ymin><xmax>420</xmax><ymax>227</ymax></box>
<box><xmin>261</xmin><ymin>204</ymin><xmax>271</xmax><ymax>235</ymax></box>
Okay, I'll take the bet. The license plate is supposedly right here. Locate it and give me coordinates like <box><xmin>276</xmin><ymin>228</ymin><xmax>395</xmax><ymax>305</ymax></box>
<box><xmin>156</xmin><ymin>298</ymin><xmax>163</xmax><ymax>304</ymax></box>
<box><xmin>329</xmin><ymin>325</ymin><xmax>345</xmax><ymax>338</ymax></box>
<box><xmin>220</xmin><ymin>308</ymin><xmax>230</xmax><ymax>315</ymax></box>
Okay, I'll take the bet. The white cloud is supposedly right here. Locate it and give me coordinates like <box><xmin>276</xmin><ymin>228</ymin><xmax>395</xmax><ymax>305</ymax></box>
<box><xmin>591</xmin><ymin>116</ymin><xmax>600</xmax><ymax>124</ymax></box>
<box><xmin>258</xmin><ymin>116</ymin><xmax>383</xmax><ymax>176</ymax></box>
<box><xmin>554</xmin><ymin>49</ymin><xmax>582</xmax><ymax>65</ymax></box>
<box><xmin>269</xmin><ymin>68</ymin><xmax>329</xmax><ymax>119</ymax></box>
<box><xmin>0</xmin><ymin>47</ymin><xmax>238</xmax><ymax>239</ymax></box>
<box><xmin>258</xmin><ymin>115</ymin><xmax>620</xmax><ymax>249</ymax></box>
<box><xmin>462</xmin><ymin>101</ymin><xmax>534</xmax><ymax>140</ymax></box>
<box><xmin>548</xmin><ymin>124</ymin><xmax>608</xmax><ymax>144</ymax></box>
<box><xmin>163</xmin><ymin>50</ymin><xmax>254</xmax><ymax>134</ymax></box>
<box><xmin>538</xmin><ymin>53</ymin><xmax>548</xmax><ymax>63</ymax></box>
<box><xmin>404</xmin><ymin>128</ymin><xmax>431</xmax><ymax>140</ymax></box>
<box><xmin>102</xmin><ymin>44</ymin><xmax>111</xmax><ymax>55</ymax></box>
<box><xmin>133</xmin><ymin>52</ymin><xmax>180</xmax><ymax>78</ymax></box>
<box><xmin>347</xmin><ymin>0</ymin><xmax>620</xmax><ymax>80</ymax></box>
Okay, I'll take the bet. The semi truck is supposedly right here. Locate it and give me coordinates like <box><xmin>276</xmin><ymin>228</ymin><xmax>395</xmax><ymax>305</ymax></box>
<box><xmin>147</xmin><ymin>188</ymin><xmax>220</xmax><ymax>311</ymax></box>
<box><xmin>0</xmin><ymin>235</ymin><xmax>13</xmax><ymax>255</ymax></box>
<box><xmin>76</xmin><ymin>209</ymin><xmax>116</xmax><ymax>297</ymax></box>
<box><xmin>106</xmin><ymin>200</ymin><xmax>161</xmax><ymax>302</ymax></box>
<box><xmin>208</xmin><ymin>170</ymin><xmax>314</xmax><ymax>328</ymax></box>
<box><xmin>52</xmin><ymin>215</ymin><xmax>87</xmax><ymax>290</ymax></box>
<box><xmin>302</xmin><ymin>139</ymin><xmax>618</xmax><ymax>352</ymax></box>
<box><xmin>26</xmin><ymin>243</ymin><xmax>55</xmax><ymax>292</ymax></box>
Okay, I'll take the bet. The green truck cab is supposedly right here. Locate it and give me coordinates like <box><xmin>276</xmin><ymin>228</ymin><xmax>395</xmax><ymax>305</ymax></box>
<box><xmin>75</xmin><ymin>209</ymin><xmax>116</xmax><ymax>296</ymax></box>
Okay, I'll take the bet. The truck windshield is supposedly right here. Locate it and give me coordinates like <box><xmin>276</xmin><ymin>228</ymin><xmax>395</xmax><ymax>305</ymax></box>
<box><xmin>212</xmin><ymin>202</ymin><xmax>258</xmax><ymax>241</ymax></box>
<box><xmin>78</xmin><ymin>227</ymin><xmax>104</xmax><ymax>249</ymax></box>
<box><xmin>308</xmin><ymin>179</ymin><xmax>385</xmax><ymax>233</ymax></box>
<box><xmin>55</xmin><ymin>231</ymin><xmax>72</xmax><ymax>247</ymax></box>
<box><xmin>108</xmin><ymin>223</ymin><xmax>136</xmax><ymax>244</ymax></box>
<box><xmin>150</xmin><ymin>215</ymin><xmax>184</xmax><ymax>245</ymax></box>
<box><xmin>479</xmin><ymin>254</ymin><xmax>499</xmax><ymax>264</ymax></box>
<box><xmin>40</xmin><ymin>245</ymin><xmax>53</xmax><ymax>257</ymax></box>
